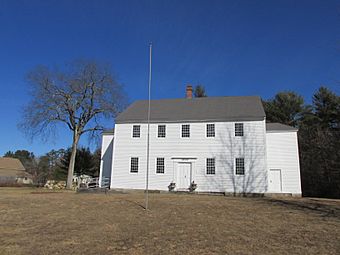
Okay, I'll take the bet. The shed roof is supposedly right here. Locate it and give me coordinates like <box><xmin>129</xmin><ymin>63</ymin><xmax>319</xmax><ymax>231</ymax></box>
<box><xmin>266</xmin><ymin>123</ymin><xmax>298</xmax><ymax>132</ymax></box>
<box><xmin>102</xmin><ymin>128</ymin><xmax>114</xmax><ymax>135</ymax></box>
<box><xmin>116</xmin><ymin>96</ymin><xmax>266</xmax><ymax>123</ymax></box>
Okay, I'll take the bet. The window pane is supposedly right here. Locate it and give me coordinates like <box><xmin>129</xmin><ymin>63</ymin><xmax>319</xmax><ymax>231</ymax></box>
<box><xmin>207</xmin><ymin>124</ymin><xmax>215</xmax><ymax>137</ymax></box>
<box><xmin>132</xmin><ymin>125</ymin><xmax>140</xmax><ymax>138</ymax></box>
<box><xmin>206</xmin><ymin>158</ymin><xmax>215</xmax><ymax>175</ymax></box>
<box><xmin>156</xmin><ymin>157</ymin><xmax>165</xmax><ymax>173</ymax></box>
<box><xmin>235</xmin><ymin>158</ymin><xmax>245</xmax><ymax>175</ymax></box>
<box><xmin>130</xmin><ymin>157</ymin><xmax>139</xmax><ymax>173</ymax></box>
<box><xmin>235</xmin><ymin>123</ymin><xmax>244</xmax><ymax>136</ymax></box>
<box><xmin>182</xmin><ymin>124</ymin><xmax>190</xmax><ymax>137</ymax></box>
<box><xmin>158</xmin><ymin>125</ymin><xmax>166</xmax><ymax>138</ymax></box>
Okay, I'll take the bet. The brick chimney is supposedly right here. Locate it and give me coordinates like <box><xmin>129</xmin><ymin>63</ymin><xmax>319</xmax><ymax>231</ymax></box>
<box><xmin>186</xmin><ymin>84</ymin><xmax>193</xmax><ymax>99</ymax></box>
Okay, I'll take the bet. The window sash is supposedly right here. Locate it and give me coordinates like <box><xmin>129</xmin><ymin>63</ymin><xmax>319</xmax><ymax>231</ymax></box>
<box><xmin>132</xmin><ymin>125</ymin><xmax>141</xmax><ymax>138</ymax></box>
<box><xmin>235</xmin><ymin>123</ymin><xmax>244</xmax><ymax>136</ymax></box>
<box><xmin>130</xmin><ymin>157</ymin><xmax>139</xmax><ymax>173</ymax></box>
<box><xmin>206</xmin><ymin>124</ymin><xmax>215</xmax><ymax>137</ymax></box>
<box><xmin>156</xmin><ymin>157</ymin><xmax>165</xmax><ymax>173</ymax></box>
<box><xmin>158</xmin><ymin>125</ymin><xmax>166</xmax><ymax>138</ymax></box>
<box><xmin>235</xmin><ymin>158</ymin><xmax>245</xmax><ymax>175</ymax></box>
<box><xmin>182</xmin><ymin>124</ymin><xmax>190</xmax><ymax>137</ymax></box>
<box><xmin>206</xmin><ymin>158</ymin><xmax>215</xmax><ymax>175</ymax></box>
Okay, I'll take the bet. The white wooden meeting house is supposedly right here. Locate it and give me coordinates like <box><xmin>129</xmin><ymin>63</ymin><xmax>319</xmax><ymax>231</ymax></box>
<box><xmin>99</xmin><ymin>85</ymin><xmax>301</xmax><ymax>196</ymax></box>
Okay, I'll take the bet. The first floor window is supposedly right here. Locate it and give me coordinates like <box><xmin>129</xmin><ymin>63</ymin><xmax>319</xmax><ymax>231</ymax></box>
<box><xmin>235</xmin><ymin>158</ymin><xmax>245</xmax><ymax>175</ymax></box>
<box><xmin>158</xmin><ymin>125</ymin><xmax>166</xmax><ymax>138</ymax></box>
<box><xmin>235</xmin><ymin>123</ymin><xmax>244</xmax><ymax>136</ymax></box>
<box><xmin>156</xmin><ymin>157</ymin><xmax>165</xmax><ymax>173</ymax></box>
<box><xmin>130</xmin><ymin>157</ymin><xmax>139</xmax><ymax>173</ymax></box>
<box><xmin>206</xmin><ymin>124</ymin><xmax>215</xmax><ymax>137</ymax></box>
<box><xmin>182</xmin><ymin>124</ymin><xmax>190</xmax><ymax>137</ymax></box>
<box><xmin>132</xmin><ymin>125</ymin><xmax>141</xmax><ymax>138</ymax></box>
<box><xmin>206</xmin><ymin>158</ymin><xmax>215</xmax><ymax>175</ymax></box>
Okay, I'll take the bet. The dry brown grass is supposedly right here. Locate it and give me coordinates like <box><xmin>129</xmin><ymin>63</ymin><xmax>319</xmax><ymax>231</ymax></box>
<box><xmin>0</xmin><ymin>188</ymin><xmax>340</xmax><ymax>255</ymax></box>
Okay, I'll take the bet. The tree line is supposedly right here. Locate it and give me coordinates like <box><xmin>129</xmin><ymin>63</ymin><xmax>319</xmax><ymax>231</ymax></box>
<box><xmin>263</xmin><ymin>86</ymin><xmax>340</xmax><ymax>198</ymax></box>
<box><xmin>4</xmin><ymin>148</ymin><xmax>101</xmax><ymax>185</ymax></box>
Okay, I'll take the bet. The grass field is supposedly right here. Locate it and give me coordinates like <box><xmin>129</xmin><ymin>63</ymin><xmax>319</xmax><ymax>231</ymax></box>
<box><xmin>0</xmin><ymin>188</ymin><xmax>339</xmax><ymax>255</ymax></box>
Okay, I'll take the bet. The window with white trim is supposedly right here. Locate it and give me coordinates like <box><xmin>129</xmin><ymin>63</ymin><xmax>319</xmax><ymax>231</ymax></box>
<box><xmin>158</xmin><ymin>125</ymin><xmax>166</xmax><ymax>138</ymax></box>
<box><xmin>206</xmin><ymin>124</ymin><xmax>215</xmax><ymax>137</ymax></box>
<box><xmin>182</xmin><ymin>124</ymin><xmax>190</xmax><ymax>138</ymax></box>
<box><xmin>235</xmin><ymin>158</ymin><xmax>245</xmax><ymax>175</ymax></box>
<box><xmin>132</xmin><ymin>125</ymin><xmax>140</xmax><ymax>138</ymax></box>
<box><xmin>206</xmin><ymin>158</ymin><xmax>215</xmax><ymax>175</ymax></box>
<box><xmin>156</xmin><ymin>157</ymin><xmax>165</xmax><ymax>174</ymax></box>
<box><xmin>130</xmin><ymin>157</ymin><xmax>139</xmax><ymax>173</ymax></box>
<box><xmin>235</xmin><ymin>123</ymin><xmax>244</xmax><ymax>136</ymax></box>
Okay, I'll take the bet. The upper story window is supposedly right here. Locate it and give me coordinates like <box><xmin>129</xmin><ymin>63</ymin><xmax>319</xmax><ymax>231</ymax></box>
<box><xmin>130</xmin><ymin>157</ymin><xmax>139</xmax><ymax>173</ymax></box>
<box><xmin>156</xmin><ymin>157</ymin><xmax>165</xmax><ymax>174</ymax></box>
<box><xmin>206</xmin><ymin>124</ymin><xmax>215</xmax><ymax>137</ymax></box>
<box><xmin>132</xmin><ymin>125</ymin><xmax>140</xmax><ymax>138</ymax></box>
<box><xmin>235</xmin><ymin>123</ymin><xmax>244</xmax><ymax>136</ymax></box>
<box><xmin>182</xmin><ymin>124</ymin><xmax>190</xmax><ymax>138</ymax></box>
<box><xmin>158</xmin><ymin>125</ymin><xmax>166</xmax><ymax>138</ymax></box>
<box><xmin>235</xmin><ymin>158</ymin><xmax>245</xmax><ymax>175</ymax></box>
<box><xmin>206</xmin><ymin>158</ymin><xmax>215</xmax><ymax>175</ymax></box>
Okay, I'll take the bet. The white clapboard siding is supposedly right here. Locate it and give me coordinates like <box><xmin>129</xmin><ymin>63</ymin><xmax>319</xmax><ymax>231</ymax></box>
<box><xmin>99</xmin><ymin>133</ymin><xmax>114</xmax><ymax>187</ymax></box>
<box><xmin>266</xmin><ymin>131</ymin><xmax>301</xmax><ymax>194</ymax></box>
<box><xmin>111</xmin><ymin>120</ymin><xmax>267</xmax><ymax>193</ymax></box>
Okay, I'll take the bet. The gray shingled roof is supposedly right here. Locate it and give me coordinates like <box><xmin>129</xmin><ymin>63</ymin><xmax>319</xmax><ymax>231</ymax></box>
<box><xmin>266</xmin><ymin>123</ymin><xmax>298</xmax><ymax>132</ymax></box>
<box><xmin>102</xmin><ymin>128</ymin><xmax>114</xmax><ymax>135</ymax></box>
<box><xmin>116</xmin><ymin>96</ymin><xmax>265</xmax><ymax>123</ymax></box>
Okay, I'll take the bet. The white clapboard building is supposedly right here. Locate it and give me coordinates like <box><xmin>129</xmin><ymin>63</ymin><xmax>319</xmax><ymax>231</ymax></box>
<box><xmin>100</xmin><ymin>86</ymin><xmax>301</xmax><ymax>196</ymax></box>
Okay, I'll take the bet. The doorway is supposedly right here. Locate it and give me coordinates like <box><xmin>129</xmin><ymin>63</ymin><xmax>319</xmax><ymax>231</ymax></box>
<box><xmin>177</xmin><ymin>162</ymin><xmax>191</xmax><ymax>190</ymax></box>
<box><xmin>268</xmin><ymin>169</ymin><xmax>282</xmax><ymax>192</ymax></box>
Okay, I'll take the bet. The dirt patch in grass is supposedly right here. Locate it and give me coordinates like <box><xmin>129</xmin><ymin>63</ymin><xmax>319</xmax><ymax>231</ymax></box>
<box><xmin>1</xmin><ymin>188</ymin><xmax>339</xmax><ymax>255</ymax></box>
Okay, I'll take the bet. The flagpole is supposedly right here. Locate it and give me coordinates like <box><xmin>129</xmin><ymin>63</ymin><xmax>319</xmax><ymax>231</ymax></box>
<box><xmin>145</xmin><ymin>42</ymin><xmax>152</xmax><ymax>210</ymax></box>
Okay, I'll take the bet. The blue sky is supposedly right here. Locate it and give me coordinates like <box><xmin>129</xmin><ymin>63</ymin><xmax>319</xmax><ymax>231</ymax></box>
<box><xmin>0</xmin><ymin>0</ymin><xmax>339</xmax><ymax>156</ymax></box>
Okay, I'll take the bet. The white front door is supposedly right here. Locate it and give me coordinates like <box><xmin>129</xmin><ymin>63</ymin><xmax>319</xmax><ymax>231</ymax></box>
<box><xmin>177</xmin><ymin>163</ymin><xmax>191</xmax><ymax>190</ymax></box>
<box><xmin>268</xmin><ymin>169</ymin><xmax>282</xmax><ymax>192</ymax></box>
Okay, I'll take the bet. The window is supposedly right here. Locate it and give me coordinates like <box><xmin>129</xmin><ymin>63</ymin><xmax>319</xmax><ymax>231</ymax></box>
<box><xmin>132</xmin><ymin>125</ymin><xmax>140</xmax><ymax>138</ymax></box>
<box><xmin>235</xmin><ymin>158</ymin><xmax>245</xmax><ymax>175</ymax></box>
<box><xmin>156</xmin><ymin>157</ymin><xmax>165</xmax><ymax>173</ymax></box>
<box><xmin>158</xmin><ymin>125</ymin><xmax>166</xmax><ymax>138</ymax></box>
<box><xmin>206</xmin><ymin>158</ymin><xmax>215</xmax><ymax>175</ymax></box>
<box><xmin>235</xmin><ymin>123</ymin><xmax>244</xmax><ymax>136</ymax></box>
<box><xmin>182</xmin><ymin>124</ymin><xmax>190</xmax><ymax>137</ymax></box>
<box><xmin>130</xmin><ymin>157</ymin><xmax>139</xmax><ymax>173</ymax></box>
<box><xmin>206</xmin><ymin>124</ymin><xmax>215</xmax><ymax>137</ymax></box>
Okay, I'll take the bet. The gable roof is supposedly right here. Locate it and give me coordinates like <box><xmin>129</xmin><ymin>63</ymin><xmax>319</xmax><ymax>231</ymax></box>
<box><xmin>0</xmin><ymin>157</ymin><xmax>28</xmax><ymax>177</ymax></box>
<box><xmin>266</xmin><ymin>123</ymin><xmax>298</xmax><ymax>132</ymax></box>
<box><xmin>0</xmin><ymin>157</ymin><xmax>25</xmax><ymax>171</ymax></box>
<box><xmin>116</xmin><ymin>96</ymin><xmax>266</xmax><ymax>123</ymax></box>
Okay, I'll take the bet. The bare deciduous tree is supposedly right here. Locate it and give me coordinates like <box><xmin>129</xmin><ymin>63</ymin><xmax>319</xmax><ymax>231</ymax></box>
<box><xmin>20</xmin><ymin>60</ymin><xmax>126</xmax><ymax>189</ymax></box>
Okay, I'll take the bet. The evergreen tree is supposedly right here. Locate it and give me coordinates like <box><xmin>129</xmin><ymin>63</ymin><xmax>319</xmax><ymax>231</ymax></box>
<box><xmin>312</xmin><ymin>86</ymin><xmax>340</xmax><ymax>129</ymax></box>
<box><xmin>60</xmin><ymin>147</ymin><xmax>98</xmax><ymax>177</ymax></box>
<box><xmin>263</xmin><ymin>91</ymin><xmax>306</xmax><ymax>127</ymax></box>
<box><xmin>194</xmin><ymin>85</ymin><xmax>207</xmax><ymax>97</ymax></box>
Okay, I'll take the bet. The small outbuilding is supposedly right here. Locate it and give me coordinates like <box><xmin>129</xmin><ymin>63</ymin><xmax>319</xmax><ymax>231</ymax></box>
<box><xmin>0</xmin><ymin>157</ymin><xmax>33</xmax><ymax>185</ymax></box>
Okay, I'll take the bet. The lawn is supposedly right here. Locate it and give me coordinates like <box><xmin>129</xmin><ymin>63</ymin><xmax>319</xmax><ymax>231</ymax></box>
<box><xmin>0</xmin><ymin>188</ymin><xmax>339</xmax><ymax>255</ymax></box>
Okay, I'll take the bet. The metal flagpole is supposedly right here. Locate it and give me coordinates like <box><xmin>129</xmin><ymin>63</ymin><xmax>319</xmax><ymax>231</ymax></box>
<box><xmin>145</xmin><ymin>42</ymin><xmax>152</xmax><ymax>210</ymax></box>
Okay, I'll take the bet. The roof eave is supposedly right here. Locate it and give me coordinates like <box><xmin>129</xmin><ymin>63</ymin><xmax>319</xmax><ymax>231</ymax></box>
<box><xmin>116</xmin><ymin>116</ymin><xmax>266</xmax><ymax>124</ymax></box>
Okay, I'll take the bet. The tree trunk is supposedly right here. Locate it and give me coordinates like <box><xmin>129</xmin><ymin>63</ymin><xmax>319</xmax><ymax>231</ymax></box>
<box><xmin>66</xmin><ymin>131</ymin><xmax>80</xmax><ymax>189</ymax></box>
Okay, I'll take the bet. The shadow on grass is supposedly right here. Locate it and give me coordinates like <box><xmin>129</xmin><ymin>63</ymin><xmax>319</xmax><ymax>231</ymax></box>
<box><xmin>262</xmin><ymin>197</ymin><xmax>340</xmax><ymax>219</ymax></box>
<box><xmin>124</xmin><ymin>199</ymin><xmax>147</xmax><ymax>210</ymax></box>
